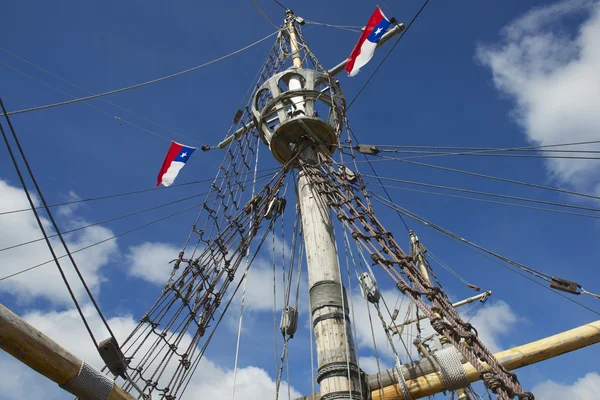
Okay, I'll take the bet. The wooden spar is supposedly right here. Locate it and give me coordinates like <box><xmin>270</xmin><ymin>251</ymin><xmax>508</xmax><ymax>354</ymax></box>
<box><xmin>0</xmin><ymin>303</ymin><xmax>136</xmax><ymax>400</ymax></box>
<box><xmin>391</xmin><ymin>291</ymin><xmax>493</xmax><ymax>333</ymax></box>
<box><xmin>408</xmin><ymin>231</ymin><xmax>471</xmax><ymax>400</ymax></box>
<box><xmin>296</xmin><ymin>319</ymin><xmax>600</xmax><ymax>400</ymax></box>
<box><xmin>370</xmin><ymin>319</ymin><xmax>600</xmax><ymax>400</ymax></box>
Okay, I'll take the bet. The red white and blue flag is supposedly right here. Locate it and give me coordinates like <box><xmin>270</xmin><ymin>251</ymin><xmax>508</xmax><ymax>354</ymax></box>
<box><xmin>156</xmin><ymin>141</ymin><xmax>196</xmax><ymax>187</ymax></box>
<box><xmin>345</xmin><ymin>7</ymin><xmax>391</xmax><ymax>76</ymax></box>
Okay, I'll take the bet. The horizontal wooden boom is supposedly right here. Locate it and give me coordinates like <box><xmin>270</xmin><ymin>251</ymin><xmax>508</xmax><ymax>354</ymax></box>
<box><xmin>0</xmin><ymin>303</ymin><xmax>135</xmax><ymax>400</ymax></box>
<box><xmin>372</xmin><ymin>319</ymin><xmax>600</xmax><ymax>400</ymax></box>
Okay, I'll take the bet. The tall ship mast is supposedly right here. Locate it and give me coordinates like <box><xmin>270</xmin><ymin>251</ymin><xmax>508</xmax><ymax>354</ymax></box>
<box><xmin>1</xmin><ymin>3</ymin><xmax>600</xmax><ymax>400</ymax></box>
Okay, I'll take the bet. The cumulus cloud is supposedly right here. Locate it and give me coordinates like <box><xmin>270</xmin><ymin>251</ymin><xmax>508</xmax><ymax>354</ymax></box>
<box><xmin>0</xmin><ymin>306</ymin><xmax>301</xmax><ymax>400</ymax></box>
<box><xmin>125</xmin><ymin>236</ymin><xmax>308</xmax><ymax>313</ymax></box>
<box><xmin>532</xmin><ymin>372</ymin><xmax>600</xmax><ymax>399</ymax></box>
<box><xmin>351</xmin><ymin>288</ymin><xmax>519</xmax><ymax>365</ymax></box>
<box><xmin>477</xmin><ymin>0</ymin><xmax>600</xmax><ymax>193</ymax></box>
<box><xmin>464</xmin><ymin>300</ymin><xmax>518</xmax><ymax>353</ymax></box>
<box><xmin>126</xmin><ymin>241</ymin><xmax>181</xmax><ymax>285</ymax></box>
<box><xmin>358</xmin><ymin>356</ymin><xmax>390</xmax><ymax>375</ymax></box>
<box><xmin>0</xmin><ymin>179</ymin><xmax>118</xmax><ymax>305</ymax></box>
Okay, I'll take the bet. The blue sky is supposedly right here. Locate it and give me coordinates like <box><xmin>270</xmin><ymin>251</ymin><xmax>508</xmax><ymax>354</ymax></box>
<box><xmin>1</xmin><ymin>0</ymin><xmax>600</xmax><ymax>398</ymax></box>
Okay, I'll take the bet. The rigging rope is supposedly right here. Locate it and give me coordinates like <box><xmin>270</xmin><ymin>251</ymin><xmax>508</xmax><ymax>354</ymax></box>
<box><xmin>0</xmin><ymin>98</ymin><xmax>115</xmax><ymax>348</ymax></box>
<box><xmin>114</xmin><ymin>33</ymin><xmax>295</xmax><ymax>398</ymax></box>
<box><xmin>300</xmin><ymin>152</ymin><xmax>534</xmax><ymax>399</ymax></box>
<box><xmin>303</xmin><ymin>20</ymin><xmax>363</xmax><ymax>33</ymax></box>
<box><xmin>358</xmin><ymin>139</ymin><xmax>600</xmax><ymax>156</ymax></box>
<box><xmin>362</xmin><ymin>175</ymin><xmax>600</xmax><ymax>213</ymax></box>
<box><xmin>368</xmin><ymin>192</ymin><xmax>600</xmax><ymax>314</ymax></box>
<box><xmin>368</xmin><ymin>183</ymin><xmax>600</xmax><ymax>220</ymax></box>
<box><xmin>251</xmin><ymin>0</ymin><xmax>281</xmax><ymax>29</ymax></box>
<box><xmin>0</xmin><ymin>48</ymin><xmax>198</xmax><ymax>144</ymax></box>
<box><xmin>346</xmin><ymin>0</ymin><xmax>432</xmax><ymax>110</ymax></box>
<box><xmin>0</xmin><ymin>170</ymin><xmax>279</xmax><ymax>254</ymax></box>
<box><xmin>0</xmin><ymin>166</ymin><xmax>280</xmax><ymax>217</ymax></box>
<box><xmin>0</xmin><ymin>200</ymin><xmax>206</xmax><ymax>282</ymax></box>
<box><xmin>427</xmin><ymin>250</ymin><xmax>477</xmax><ymax>290</ymax></box>
<box><xmin>1</xmin><ymin>30</ymin><xmax>280</xmax><ymax>116</ymax></box>
<box><xmin>372</xmin><ymin>153</ymin><xmax>600</xmax><ymax>201</ymax></box>
<box><xmin>0</xmin><ymin>60</ymin><xmax>199</xmax><ymax>145</ymax></box>
<box><xmin>232</xmin><ymin>134</ymin><xmax>262</xmax><ymax>399</ymax></box>
<box><xmin>346</xmin><ymin>125</ymin><xmax>411</xmax><ymax>231</ymax></box>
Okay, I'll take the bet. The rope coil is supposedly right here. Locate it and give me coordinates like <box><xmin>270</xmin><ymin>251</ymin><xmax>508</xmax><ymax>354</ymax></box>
<box><xmin>60</xmin><ymin>361</ymin><xmax>115</xmax><ymax>400</ymax></box>
<box><xmin>432</xmin><ymin>346</ymin><xmax>471</xmax><ymax>391</ymax></box>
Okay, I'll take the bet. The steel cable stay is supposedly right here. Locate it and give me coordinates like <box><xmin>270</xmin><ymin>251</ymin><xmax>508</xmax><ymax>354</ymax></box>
<box><xmin>427</xmin><ymin>250</ymin><xmax>479</xmax><ymax>291</ymax></box>
<box><xmin>376</xmin><ymin>150</ymin><xmax>600</xmax><ymax>160</ymax></box>
<box><xmin>346</xmin><ymin>139</ymin><xmax>600</xmax><ymax>159</ymax></box>
<box><xmin>0</xmin><ymin>48</ymin><xmax>198</xmax><ymax>144</ymax></box>
<box><xmin>302</xmin><ymin>19</ymin><xmax>363</xmax><ymax>33</ymax></box>
<box><xmin>367</xmin><ymin>147</ymin><xmax>600</xmax><ymax>154</ymax></box>
<box><xmin>367</xmin><ymin>153</ymin><xmax>600</xmax><ymax>202</ymax></box>
<box><xmin>1</xmin><ymin>30</ymin><xmax>282</xmax><ymax>116</ymax></box>
<box><xmin>0</xmin><ymin>99</ymin><xmax>115</xmax><ymax>351</ymax></box>
<box><xmin>346</xmin><ymin>0</ymin><xmax>432</xmax><ymax>110</ymax></box>
<box><xmin>361</xmin><ymin>175</ymin><xmax>600</xmax><ymax>213</ymax></box>
<box><xmin>0</xmin><ymin>200</ymin><xmax>209</xmax><ymax>282</ymax></box>
<box><xmin>0</xmin><ymin>171</ymin><xmax>279</xmax><ymax>254</ymax></box>
<box><xmin>0</xmin><ymin>60</ymin><xmax>200</xmax><ymax>145</ymax></box>
<box><xmin>366</xmin><ymin>182</ymin><xmax>600</xmax><ymax>220</ymax></box>
<box><xmin>367</xmin><ymin>191</ymin><xmax>600</xmax><ymax>313</ymax></box>
<box><xmin>345</xmin><ymin>125</ymin><xmax>411</xmax><ymax>231</ymax></box>
<box><xmin>0</xmin><ymin>166</ymin><xmax>281</xmax><ymax>217</ymax></box>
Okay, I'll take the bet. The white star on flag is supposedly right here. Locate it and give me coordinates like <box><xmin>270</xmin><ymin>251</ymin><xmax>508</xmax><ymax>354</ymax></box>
<box><xmin>180</xmin><ymin>152</ymin><xmax>187</xmax><ymax>158</ymax></box>
<box><xmin>375</xmin><ymin>27</ymin><xmax>383</xmax><ymax>35</ymax></box>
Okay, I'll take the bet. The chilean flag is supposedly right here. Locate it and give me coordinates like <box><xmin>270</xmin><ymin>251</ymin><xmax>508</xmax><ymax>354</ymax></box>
<box><xmin>345</xmin><ymin>7</ymin><xmax>391</xmax><ymax>76</ymax></box>
<box><xmin>156</xmin><ymin>141</ymin><xmax>196</xmax><ymax>187</ymax></box>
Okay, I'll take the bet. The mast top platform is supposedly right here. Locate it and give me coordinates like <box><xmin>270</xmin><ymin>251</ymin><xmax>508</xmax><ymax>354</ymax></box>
<box><xmin>251</xmin><ymin>67</ymin><xmax>345</xmax><ymax>164</ymax></box>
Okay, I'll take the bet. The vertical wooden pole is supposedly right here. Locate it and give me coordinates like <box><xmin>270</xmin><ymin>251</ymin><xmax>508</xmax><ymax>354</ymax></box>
<box><xmin>298</xmin><ymin>146</ymin><xmax>363</xmax><ymax>399</ymax></box>
<box><xmin>409</xmin><ymin>230</ymin><xmax>471</xmax><ymax>400</ymax></box>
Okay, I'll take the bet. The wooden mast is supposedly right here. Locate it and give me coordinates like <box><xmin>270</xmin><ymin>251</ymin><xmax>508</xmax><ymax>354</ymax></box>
<box><xmin>0</xmin><ymin>303</ymin><xmax>136</xmax><ymax>400</ymax></box>
<box><xmin>288</xmin><ymin>9</ymin><xmax>363</xmax><ymax>399</ymax></box>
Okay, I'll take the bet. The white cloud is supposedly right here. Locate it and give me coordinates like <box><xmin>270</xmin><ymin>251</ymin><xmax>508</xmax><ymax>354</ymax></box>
<box><xmin>0</xmin><ymin>179</ymin><xmax>118</xmax><ymax>305</ymax></box>
<box><xmin>236</xmin><ymin>254</ymin><xmax>308</xmax><ymax>313</ymax></box>
<box><xmin>477</xmin><ymin>0</ymin><xmax>600</xmax><ymax>193</ymax></box>
<box><xmin>464</xmin><ymin>300</ymin><xmax>518</xmax><ymax>353</ymax></box>
<box><xmin>0</xmin><ymin>305</ymin><xmax>302</xmax><ymax>400</ymax></box>
<box><xmin>358</xmin><ymin>356</ymin><xmax>390</xmax><ymax>375</ymax></box>
<box><xmin>351</xmin><ymin>288</ymin><xmax>519</xmax><ymax>365</ymax></box>
<box><xmin>125</xmin><ymin>236</ymin><xmax>308</xmax><ymax>312</ymax></box>
<box><xmin>533</xmin><ymin>372</ymin><xmax>600</xmax><ymax>399</ymax></box>
<box><xmin>126</xmin><ymin>241</ymin><xmax>181</xmax><ymax>285</ymax></box>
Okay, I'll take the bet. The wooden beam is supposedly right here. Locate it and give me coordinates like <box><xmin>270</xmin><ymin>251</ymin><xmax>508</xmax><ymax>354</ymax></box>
<box><xmin>0</xmin><ymin>303</ymin><xmax>136</xmax><ymax>400</ymax></box>
<box><xmin>371</xmin><ymin>320</ymin><xmax>600</xmax><ymax>400</ymax></box>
